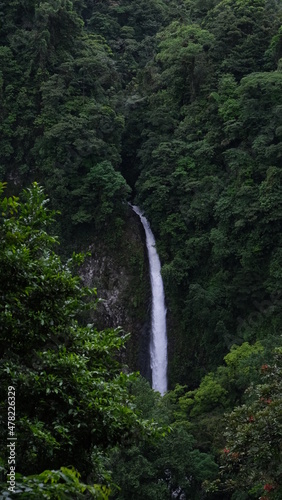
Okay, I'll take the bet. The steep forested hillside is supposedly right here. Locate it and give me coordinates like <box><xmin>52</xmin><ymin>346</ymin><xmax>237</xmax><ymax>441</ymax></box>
<box><xmin>1</xmin><ymin>0</ymin><xmax>282</xmax><ymax>498</ymax></box>
<box><xmin>131</xmin><ymin>0</ymin><xmax>282</xmax><ymax>387</ymax></box>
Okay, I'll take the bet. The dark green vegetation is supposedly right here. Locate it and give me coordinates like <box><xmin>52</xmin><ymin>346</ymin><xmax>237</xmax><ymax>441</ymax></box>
<box><xmin>0</xmin><ymin>183</ymin><xmax>217</xmax><ymax>498</ymax></box>
<box><xmin>0</xmin><ymin>183</ymin><xmax>154</xmax><ymax>497</ymax></box>
<box><xmin>133</xmin><ymin>0</ymin><xmax>282</xmax><ymax>388</ymax></box>
<box><xmin>1</xmin><ymin>0</ymin><xmax>282</xmax><ymax>498</ymax></box>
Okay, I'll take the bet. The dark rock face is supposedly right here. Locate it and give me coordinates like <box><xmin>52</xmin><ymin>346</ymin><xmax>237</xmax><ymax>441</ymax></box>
<box><xmin>80</xmin><ymin>207</ymin><xmax>152</xmax><ymax>380</ymax></box>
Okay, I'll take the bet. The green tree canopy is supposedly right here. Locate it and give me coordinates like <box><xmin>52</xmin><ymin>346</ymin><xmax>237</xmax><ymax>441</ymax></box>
<box><xmin>0</xmin><ymin>182</ymin><xmax>154</xmax><ymax>498</ymax></box>
<box><xmin>208</xmin><ymin>349</ymin><xmax>282</xmax><ymax>499</ymax></box>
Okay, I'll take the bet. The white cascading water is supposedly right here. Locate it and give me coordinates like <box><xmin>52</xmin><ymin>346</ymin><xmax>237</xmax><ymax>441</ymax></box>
<box><xmin>132</xmin><ymin>205</ymin><xmax>168</xmax><ymax>395</ymax></box>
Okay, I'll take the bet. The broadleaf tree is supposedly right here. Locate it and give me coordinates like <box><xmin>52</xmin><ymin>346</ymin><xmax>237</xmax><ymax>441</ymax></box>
<box><xmin>0</xmin><ymin>182</ymin><xmax>156</xmax><ymax>498</ymax></box>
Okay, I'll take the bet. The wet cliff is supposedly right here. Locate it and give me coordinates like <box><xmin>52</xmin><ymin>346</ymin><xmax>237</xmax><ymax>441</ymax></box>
<box><xmin>79</xmin><ymin>206</ymin><xmax>152</xmax><ymax>379</ymax></box>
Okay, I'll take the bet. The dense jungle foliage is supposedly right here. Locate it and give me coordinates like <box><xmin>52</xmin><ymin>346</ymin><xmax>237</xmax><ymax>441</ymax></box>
<box><xmin>1</xmin><ymin>0</ymin><xmax>282</xmax><ymax>498</ymax></box>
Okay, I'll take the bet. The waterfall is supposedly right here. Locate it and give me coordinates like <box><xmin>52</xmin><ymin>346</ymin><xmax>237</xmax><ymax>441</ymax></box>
<box><xmin>132</xmin><ymin>205</ymin><xmax>168</xmax><ymax>395</ymax></box>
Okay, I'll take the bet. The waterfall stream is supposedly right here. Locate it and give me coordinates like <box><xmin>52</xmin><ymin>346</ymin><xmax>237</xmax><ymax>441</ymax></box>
<box><xmin>132</xmin><ymin>205</ymin><xmax>168</xmax><ymax>395</ymax></box>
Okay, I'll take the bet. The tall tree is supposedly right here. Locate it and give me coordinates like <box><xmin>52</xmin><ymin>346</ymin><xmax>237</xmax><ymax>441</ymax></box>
<box><xmin>0</xmin><ymin>183</ymin><xmax>153</xmax><ymax>497</ymax></box>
